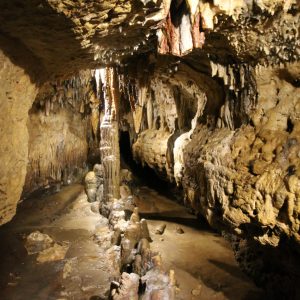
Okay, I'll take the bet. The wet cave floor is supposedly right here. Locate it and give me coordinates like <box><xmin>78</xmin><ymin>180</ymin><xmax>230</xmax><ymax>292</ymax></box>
<box><xmin>0</xmin><ymin>183</ymin><xmax>264</xmax><ymax>300</ymax></box>
<box><xmin>134</xmin><ymin>185</ymin><xmax>264</xmax><ymax>300</ymax></box>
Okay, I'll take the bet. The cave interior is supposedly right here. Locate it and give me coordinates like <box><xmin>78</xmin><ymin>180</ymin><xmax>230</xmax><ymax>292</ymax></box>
<box><xmin>0</xmin><ymin>0</ymin><xmax>300</xmax><ymax>299</ymax></box>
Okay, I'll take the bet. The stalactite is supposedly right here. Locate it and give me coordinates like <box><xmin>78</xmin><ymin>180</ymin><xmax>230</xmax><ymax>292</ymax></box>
<box><xmin>157</xmin><ymin>1</ymin><xmax>205</xmax><ymax>56</ymax></box>
<box><xmin>90</xmin><ymin>93</ymin><xmax>100</xmax><ymax>139</ymax></box>
<box><xmin>24</xmin><ymin>71</ymin><xmax>97</xmax><ymax>194</ymax></box>
<box><xmin>44</xmin><ymin>99</ymin><xmax>50</xmax><ymax>116</ymax></box>
<box><xmin>146</xmin><ymin>97</ymin><xmax>153</xmax><ymax>130</ymax></box>
<box><xmin>191</xmin><ymin>12</ymin><xmax>204</xmax><ymax>48</ymax></box>
<box><xmin>132</xmin><ymin>85</ymin><xmax>147</xmax><ymax>134</ymax></box>
<box><xmin>180</xmin><ymin>12</ymin><xmax>194</xmax><ymax>55</ymax></box>
<box><xmin>210</xmin><ymin>61</ymin><xmax>257</xmax><ymax>126</ymax></box>
<box><xmin>39</xmin><ymin>72</ymin><xmax>92</xmax><ymax>117</ymax></box>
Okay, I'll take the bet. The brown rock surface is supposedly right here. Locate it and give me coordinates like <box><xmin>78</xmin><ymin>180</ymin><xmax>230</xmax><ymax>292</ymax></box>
<box><xmin>0</xmin><ymin>50</ymin><xmax>38</xmax><ymax>225</ymax></box>
<box><xmin>123</xmin><ymin>57</ymin><xmax>300</xmax><ymax>295</ymax></box>
<box><xmin>129</xmin><ymin>60</ymin><xmax>300</xmax><ymax>247</ymax></box>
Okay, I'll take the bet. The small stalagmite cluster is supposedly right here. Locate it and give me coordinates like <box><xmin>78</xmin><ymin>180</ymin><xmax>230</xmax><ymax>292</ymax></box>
<box><xmin>84</xmin><ymin>165</ymin><xmax>176</xmax><ymax>299</ymax></box>
<box><xmin>86</xmin><ymin>68</ymin><xmax>177</xmax><ymax>298</ymax></box>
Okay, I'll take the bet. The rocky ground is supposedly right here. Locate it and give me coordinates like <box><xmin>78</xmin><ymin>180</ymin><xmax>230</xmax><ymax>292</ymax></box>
<box><xmin>0</xmin><ymin>179</ymin><xmax>264</xmax><ymax>300</ymax></box>
<box><xmin>0</xmin><ymin>184</ymin><xmax>118</xmax><ymax>300</ymax></box>
<box><xmin>135</xmin><ymin>185</ymin><xmax>264</xmax><ymax>300</ymax></box>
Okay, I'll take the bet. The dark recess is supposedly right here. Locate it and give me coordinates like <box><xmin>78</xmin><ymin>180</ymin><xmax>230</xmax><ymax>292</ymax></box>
<box><xmin>119</xmin><ymin>130</ymin><xmax>181</xmax><ymax>201</ymax></box>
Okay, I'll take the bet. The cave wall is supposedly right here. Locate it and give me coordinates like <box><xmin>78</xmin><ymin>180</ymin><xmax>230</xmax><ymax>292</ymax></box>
<box><xmin>0</xmin><ymin>1</ymin><xmax>298</xmax><ymax>292</ymax></box>
<box><xmin>24</xmin><ymin>72</ymin><xmax>99</xmax><ymax>195</ymax></box>
<box><xmin>182</xmin><ymin>65</ymin><xmax>300</xmax><ymax>245</ymax></box>
<box><xmin>120</xmin><ymin>57</ymin><xmax>300</xmax><ymax>293</ymax></box>
<box><xmin>0</xmin><ymin>51</ymin><xmax>99</xmax><ymax>224</ymax></box>
<box><xmin>0</xmin><ymin>50</ymin><xmax>38</xmax><ymax>225</ymax></box>
<box><xmin>129</xmin><ymin>60</ymin><xmax>300</xmax><ymax>246</ymax></box>
<box><xmin>24</xmin><ymin>107</ymin><xmax>88</xmax><ymax>195</ymax></box>
<box><xmin>131</xmin><ymin>61</ymin><xmax>224</xmax><ymax>182</ymax></box>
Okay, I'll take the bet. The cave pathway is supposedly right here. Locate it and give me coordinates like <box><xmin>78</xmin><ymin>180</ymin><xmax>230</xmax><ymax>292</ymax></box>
<box><xmin>132</xmin><ymin>184</ymin><xmax>264</xmax><ymax>300</ymax></box>
<box><xmin>0</xmin><ymin>180</ymin><xmax>264</xmax><ymax>300</ymax></box>
<box><xmin>0</xmin><ymin>184</ymin><xmax>117</xmax><ymax>300</ymax></box>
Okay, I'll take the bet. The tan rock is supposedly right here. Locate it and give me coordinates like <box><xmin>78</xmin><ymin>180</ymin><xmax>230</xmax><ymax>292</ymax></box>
<box><xmin>37</xmin><ymin>243</ymin><xmax>70</xmax><ymax>263</ymax></box>
<box><xmin>25</xmin><ymin>231</ymin><xmax>54</xmax><ymax>255</ymax></box>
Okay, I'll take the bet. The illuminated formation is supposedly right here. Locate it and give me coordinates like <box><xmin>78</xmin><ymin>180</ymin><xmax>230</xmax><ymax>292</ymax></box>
<box><xmin>98</xmin><ymin>67</ymin><xmax>120</xmax><ymax>203</ymax></box>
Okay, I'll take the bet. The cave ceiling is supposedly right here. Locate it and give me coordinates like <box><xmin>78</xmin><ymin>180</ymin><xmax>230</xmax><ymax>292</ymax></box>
<box><xmin>0</xmin><ymin>0</ymin><xmax>299</xmax><ymax>80</ymax></box>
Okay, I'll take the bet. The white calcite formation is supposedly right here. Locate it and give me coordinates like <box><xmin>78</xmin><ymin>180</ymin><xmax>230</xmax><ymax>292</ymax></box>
<box><xmin>98</xmin><ymin>67</ymin><xmax>121</xmax><ymax>202</ymax></box>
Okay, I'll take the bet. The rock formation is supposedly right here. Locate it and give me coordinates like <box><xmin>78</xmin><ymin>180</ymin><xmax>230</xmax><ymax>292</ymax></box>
<box><xmin>0</xmin><ymin>0</ymin><xmax>299</xmax><ymax>297</ymax></box>
<box><xmin>0</xmin><ymin>49</ymin><xmax>38</xmax><ymax>225</ymax></box>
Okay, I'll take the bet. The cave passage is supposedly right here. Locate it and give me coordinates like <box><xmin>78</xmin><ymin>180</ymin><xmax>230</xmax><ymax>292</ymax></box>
<box><xmin>0</xmin><ymin>128</ymin><xmax>264</xmax><ymax>300</ymax></box>
<box><xmin>119</xmin><ymin>130</ymin><xmax>180</xmax><ymax>201</ymax></box>
<box><xmin>133</xmin><ymin>185</ymin><xmax>264</xmax><ymax>300</ymax></box>
<box><xmin>0</xmin><ymin>170</ymin><xmax>264</xmax><ymax>300</ymax></box>
<box><xmin>118</xmin><ymin>130</ymin><xmax>264</xmax><ymax>299</ymax></box>
<box><xmin>0</xmin><ymin>1</ymin><xmax>299</xmax><ymax>299</ymax></box>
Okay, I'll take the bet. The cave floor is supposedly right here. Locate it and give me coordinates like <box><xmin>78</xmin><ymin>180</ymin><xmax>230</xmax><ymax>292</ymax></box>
<box><xmin>0</xmin><ymin>184</ymin><xmax>118</xmax><ymax>300</ymax></box>
<box><xmin>0</xmin><ymin>183</ymin><xmax>264</xmax><ymax>300</ymax></box>
<box><xmin>134</xmin><ymin>185</ymin><xmax>264</xmax><ymax>300</ymax></box>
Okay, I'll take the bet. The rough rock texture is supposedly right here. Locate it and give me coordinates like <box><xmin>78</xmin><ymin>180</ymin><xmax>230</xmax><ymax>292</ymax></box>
<box><xmin>24</xmin><ymin>74</ymin><xmax>94</xmax><ymax>194</ymax></box>
<box><xmin>0</xmin><ymin>54</ymin><xmax>96</xmax><ymax>224</ymax></box>
<box><xmin>95</xmin><ymin>176</ymin><xmax>176</xmax><ymax>300</ymax></box>
<box><xmin>1</xmin><ymin>0</ymin><xmax>298</xmax><ymax>78</ymax></box>
<box><xmin>0</xmin><ymin>50</ymin><xmax>38</xmax><ymax>225</ymax></box>
<box><xmin>25</xmin><ymin>107</ymin><xmax>88</xmax><ymax>194</ymax></box>
<box><xmin>0</xmin><ymin>0</ymin><xmax>172</xmax><ymax>77</ymax></box>
<box><xmin>1</xmin><ymin>0</ymin><xmax>299</xmax><ymax>226</ymax></box>
<box><xmin>171</xmin><ymin>63</ymin><xmax>300</xmax><ymax>244</ymax></box>
<box><xmin>123</xmin><ymin>57</ymin><xmax>300</xmax><ymax>295</ymax></box>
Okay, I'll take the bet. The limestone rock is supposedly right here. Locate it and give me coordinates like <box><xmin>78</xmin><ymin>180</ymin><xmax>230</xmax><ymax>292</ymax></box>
<box><xmin>176</xmin><ymin>227</ymin><xmax>184</xmax><ymax>234</ymax></box>
<box><xmin>25</xmin><ymin>231</ymin><xmax>54</xmax><ymax>255</ymax></box>
<box><xmin>85</xmin><ymin>171</ymin><xmax>98</xmax><ymax>202</ymax></box>
<box><xmin>155</xmin><ymin>224</ymin><xmax>166</xmax><ymax>235</ymax></box>
<box><xmin>36</xmin><ymin>242</ymin><xmax>70</xmax><ymax>263</ymax></box>
<box><xmin>0</xmin><ymin>50</ymin><xmax>38</xmax><ymax>226</ymax></box>
<box><xmin>120</xmin><ymin>169</ymin><xmax>133</xmax><ymax>184</ymax></box>
<box><xmin>112</xmin><ymin>272</ymin><xmax>140</xmax><ymax>300</ymax></box>
<box><xmin>25</xmin><ymin>231</ymin><xmax>69</xmax><ymax>263</ymax></box>
<box><xmin>141</xmin><ymin>264</ymin><xmax>176</xmax><ymax>300</ymax></box>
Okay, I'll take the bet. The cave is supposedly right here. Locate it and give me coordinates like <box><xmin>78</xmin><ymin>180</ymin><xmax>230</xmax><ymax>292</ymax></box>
<box><xmin>0</xmin><ymin>1</ymin><xmax>300</xmax><ymax>299</ymax></box>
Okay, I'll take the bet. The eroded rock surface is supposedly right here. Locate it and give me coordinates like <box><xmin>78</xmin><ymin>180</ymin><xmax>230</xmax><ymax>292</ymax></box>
<box><xmin>0</xmin><ymin>50</ymin><xmax>38</xmax><ymax>225</ymax></box>
<box><xmin>122</xmin><ymin>57</ymin><xmax>300</xmax><ymax>295</ymax></box>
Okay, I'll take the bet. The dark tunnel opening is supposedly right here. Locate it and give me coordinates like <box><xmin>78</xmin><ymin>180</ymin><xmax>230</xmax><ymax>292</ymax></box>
<box><xmin>119</xmin><ymin>130</ymin><xmax>211</xmax><ymax>229</ymax></box>
<box><xmin>119</xmin><ymin>130</ymin><xmax>183</xmax><ymax>202</ymax></box>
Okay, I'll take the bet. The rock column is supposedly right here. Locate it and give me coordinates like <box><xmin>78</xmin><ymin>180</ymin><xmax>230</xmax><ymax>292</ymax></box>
<box><xmin>99</xmin><ymin>67</ymin><xmax>120</xmax><ymax>203</ymax></box>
